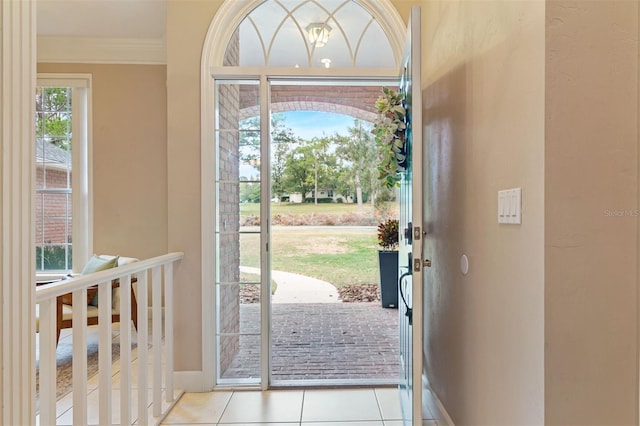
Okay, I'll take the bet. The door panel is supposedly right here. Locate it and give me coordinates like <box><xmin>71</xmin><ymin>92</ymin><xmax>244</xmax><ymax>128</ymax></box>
<box><xmin>214</xmin><ymin>79</ymin><xmax>264</xmax><ymax>385</ymax></box>
<box><xmin>398</xmin><ymin>6</ymin><xmax>423</xmax><ymax>426</ymax></box>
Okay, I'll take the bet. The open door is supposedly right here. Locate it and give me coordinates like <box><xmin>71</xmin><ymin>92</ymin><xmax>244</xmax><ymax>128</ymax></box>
<box><xmin>398</xmin><ymin>6</ymin><xmax>423</xmax><ymax>426</ymax></box>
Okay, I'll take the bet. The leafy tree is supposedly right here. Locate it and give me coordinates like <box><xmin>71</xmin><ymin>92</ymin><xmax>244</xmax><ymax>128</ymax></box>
<box><xmin>35</xmin><ymin>87</ymin><xmax>72</xmax><ymax>151</ymax></box>
<box><xmin>335</xmin><ymin>119</ymin><xmax>379</xmax><ymax>211</ymax></box>
<box><xmin>239</xmin><ymin>114</ymin><xmax>297</xmax><ymax>201</ymax></box>
<box><xmin>270</xmin><ymin>117</ymin><xmax>298</xmax><ymax>201</ymax></box>
<box><xmin>239</xmin><ymin>177</ymin><xmax>261</xmax><ymax>203</ymax></box>
<box><xmin>283</xmin><ymin>137</ymin><xmax>338</xmax><ymax>204</ymax></box>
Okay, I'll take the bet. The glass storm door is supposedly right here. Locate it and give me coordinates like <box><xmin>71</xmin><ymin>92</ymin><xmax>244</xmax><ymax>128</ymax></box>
<box><xmin>398</xmin><ymin>7</ymin><xmax>424</xmax><ymax>426</ymax></box>
<box><xmin>214</xmin><ymin>78</ymin><xmax>270</xmax><ymax>387</ymax></box>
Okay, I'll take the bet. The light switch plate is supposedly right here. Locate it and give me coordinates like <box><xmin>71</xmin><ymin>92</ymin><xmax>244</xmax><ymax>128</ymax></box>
<box><xmin>498</xmin><ymin>188</ymin><xmax>521</xmax><ymax>224</ymax></box>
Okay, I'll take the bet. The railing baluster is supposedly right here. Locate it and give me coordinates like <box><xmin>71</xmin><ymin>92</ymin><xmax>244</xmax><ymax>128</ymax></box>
<box><xmin>39</xmin><ymin>299</ymin><xmax>57</xmax><ymax>426</ymax></box>
<box><xmin>72</xmin><ymin>288</ymin><xmax>88</xmax><ymax>425</ymax></box>
<box><xmin>34</xmin><ymin>253</ymin><xmax>183</xmax><ymax>424</ymax></box>
<box><xmin>151</xmin><ymin>266</ymin><xmax>163</xmax><ymax>417</ymax></box>
<box><xmin>164</xmin><ymin>263</ymin><xmax>174</xmax><ymax>402</ymax></box>
<box><xmin>98</xmin><ymin>280</ymin><xmax>113</xmax><ymax>426</ymax></box>
<box><xmin>119</xmin><ymin>274</ymin><xmax>132</xmax><ymax>425</ymax></box>
<box><xmin>136</xmin><ymin>270</ymin><xmax>149</xmax><ymax>425</ymax></box>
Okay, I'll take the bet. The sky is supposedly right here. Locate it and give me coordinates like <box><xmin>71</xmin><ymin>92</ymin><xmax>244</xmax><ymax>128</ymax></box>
<box><xmin>238</xmin><ymin>110</ymin><xmax>367</xmax><ymax>178</ymax></box>
<box><xmin>279</xmin><ymin>111</ymin><xmax>355</xmax><ymax>139</ymax></box>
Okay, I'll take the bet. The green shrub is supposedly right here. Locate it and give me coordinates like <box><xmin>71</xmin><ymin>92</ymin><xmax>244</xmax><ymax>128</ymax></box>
<box><xmin>36</xmin><ymin>244</ymin><xmax>72</xmax><ymax>271</ymax></box>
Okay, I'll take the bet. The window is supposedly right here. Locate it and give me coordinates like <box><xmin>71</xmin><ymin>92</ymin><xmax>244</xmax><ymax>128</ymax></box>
<box><xmin>35</xmin><ymin>75</ymin><xmax>92</xmax><ymax>274</ymax></box>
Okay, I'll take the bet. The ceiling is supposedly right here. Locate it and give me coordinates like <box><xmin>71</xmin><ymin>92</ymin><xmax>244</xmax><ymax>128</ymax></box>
<box><xmin>36</xmin><ymin>0</ymin><xmax>166</xmax><ymax>39</ymax></box>
<box><xmin>35</xmin><ymin>0</ymin><xmax>397</xmax><ymax>68</ymax></box>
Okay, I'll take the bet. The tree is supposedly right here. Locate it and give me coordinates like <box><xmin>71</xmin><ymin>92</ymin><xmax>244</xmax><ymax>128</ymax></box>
<box><xmin>283</xmin><ymin>137</ymin><xmax>338</xmax><ymax>204</ymax></box>
<box><xmin>239</xmin><ymin>114</ymin><xmax>296</xmax><ymax>201</ymax></box>
<box><xmin>36</xmin><ymin>87</ymin><xmax>72</xmax><ymax>151</ymax></box>
<box><xmin>270</xmin><ymin>116</ymin><xmax>297</xmax><ymax>201</ymax></box>
<box><xmin>335</xmin><ymin>119</ymin><xmax>379</xmax><ymax>211</ymax></box>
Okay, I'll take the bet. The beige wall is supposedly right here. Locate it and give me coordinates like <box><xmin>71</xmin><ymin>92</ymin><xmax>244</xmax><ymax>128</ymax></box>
<box><xmin>421</xmin><ymin>1</ymin><xmax>545</xmax><ymax>424</ymax></box>
<box><xmin>167</xmin><ymin>0</ymin><xmax>224</xmax><ymax>371</ymax></box>
<box><xmin>545</xmin><ymin>1</ymin><xmax>639</xmax><ymax>424</ymax></box>
<box><xmin>37</xmin><ymin>63</ymin><xmax>168</xmax><ymax>261</ymax></box>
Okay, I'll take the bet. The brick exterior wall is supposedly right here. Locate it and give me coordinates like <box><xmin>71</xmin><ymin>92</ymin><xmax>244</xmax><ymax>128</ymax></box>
<box><xmin>35</xmin><ymin>166</ymin><xmax>72</xmax><ymax>246</ymax></box>
<box><xmin>239</xmin><ymin>85</ymin><xmax>381</xmax><ymax>122</ymax></box>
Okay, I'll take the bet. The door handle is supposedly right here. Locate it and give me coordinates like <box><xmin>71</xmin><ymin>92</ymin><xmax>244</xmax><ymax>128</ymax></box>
<box><xmin>398</xmin><ymin>271</ymin><xmax>412</xmax><ymax>326</ymax></box>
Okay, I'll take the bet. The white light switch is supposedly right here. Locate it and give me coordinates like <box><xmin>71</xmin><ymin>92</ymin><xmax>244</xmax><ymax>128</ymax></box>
<box><xmin>498</xmin><ymin>188</ymin><xmax>522</xmax><ymax>224</ymax></box>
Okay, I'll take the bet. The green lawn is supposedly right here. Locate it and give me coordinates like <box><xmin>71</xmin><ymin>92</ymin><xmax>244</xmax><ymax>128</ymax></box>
<box><xmin>240</xmin><ymin>202</ymin><xmax>379</xmax><ymax>216</ymax></box>
<box><xmin>240</xmin><ymin>228</ymin><xmax>379</xmax><ymax>288</ymax></box>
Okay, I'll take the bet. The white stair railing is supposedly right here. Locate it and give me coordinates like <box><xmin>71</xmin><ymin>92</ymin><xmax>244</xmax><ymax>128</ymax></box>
<box><xmin>35</xmin><ymin>252</ymin><xmax>184</xmax><ymax>425</ymax></box>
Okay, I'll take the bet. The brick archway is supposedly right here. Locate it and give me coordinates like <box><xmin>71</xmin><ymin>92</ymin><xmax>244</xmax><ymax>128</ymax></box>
<box><xmin>239</xmin><ymin>85</ymin><xmax>382</xmax><ymax>123</ymax></box>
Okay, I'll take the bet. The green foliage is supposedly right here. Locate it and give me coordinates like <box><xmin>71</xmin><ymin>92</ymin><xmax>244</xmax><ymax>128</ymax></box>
<box><xmin>36</xmin><ymin>244</ymin><xmax>72</xmax><ymax>271</ymax></box>
<box><xmin>377</xmin><ymin>218</ymin><xmax>399</xmax><ymax>251</ymax></box>
<box><xmin>282</xmin><ymin>137</ymin><xmax>338</xmax><ymax>202</ymax></box>
<box><xmin>35</xmin><ymin>87</ymin><xmax>72</xmax><ymax>151</ymax></box>
<box><xmin>304</xmin><ymin>197</ymin><xmax>333</xmax><ymax>203</ymax></box>
<box><xmin>334</xmin><ymin>119</ymin><xmax>379</xmax><ymax>208</ymax></box>
<box><xmin>240</xmin><ymin>179</ymin><xmax>261</xmax><ymax>203</ymax></box>
<box><xmin>372</xmin><ymin>87</ymin><xmax>406</xmax><ymax>189</ymax></box>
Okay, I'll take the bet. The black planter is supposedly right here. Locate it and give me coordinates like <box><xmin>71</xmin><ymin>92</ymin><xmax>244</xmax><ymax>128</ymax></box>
<box><xmin>378</xmin><ymin>250</ymin><xmax>399</xmax><ymax>308</ymax></box>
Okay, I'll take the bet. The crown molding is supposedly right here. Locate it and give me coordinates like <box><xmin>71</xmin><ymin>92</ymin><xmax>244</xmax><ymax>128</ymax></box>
<box><xmin>37</xmin><ymin>36</ymin><xmax>166</xmax><ymax>64</ymax></box>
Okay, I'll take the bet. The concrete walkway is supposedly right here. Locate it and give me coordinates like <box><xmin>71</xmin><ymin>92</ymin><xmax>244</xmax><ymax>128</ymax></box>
<box><xmin>240</xmin><ymin>266</ymin><xmax>339</xmax><ymax>303</ymax></box>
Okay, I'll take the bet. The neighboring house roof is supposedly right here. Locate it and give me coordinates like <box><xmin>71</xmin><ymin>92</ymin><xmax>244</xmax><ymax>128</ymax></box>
<box><xmin>35</xmin><ymin>138</ymin><xmax>71</xmax><ymax>170</ymax></box>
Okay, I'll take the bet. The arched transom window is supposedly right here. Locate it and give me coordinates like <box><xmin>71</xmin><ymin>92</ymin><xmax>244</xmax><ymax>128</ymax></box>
<box><xmin>224</xmin><ymin>0</ymin><xmax>396</xmax><ymax>68</ymax></box>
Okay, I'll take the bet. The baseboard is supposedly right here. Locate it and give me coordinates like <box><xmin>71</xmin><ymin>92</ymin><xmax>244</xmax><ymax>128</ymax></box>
<box><xmin>174</xmin><ymin>370</ymin><xmax>208</xmax><ymax>392</ymax></box>
<box><xmin>422</xmin><ymin>370</ymin><xmax>455</xmax><ymax>425</ymax></box>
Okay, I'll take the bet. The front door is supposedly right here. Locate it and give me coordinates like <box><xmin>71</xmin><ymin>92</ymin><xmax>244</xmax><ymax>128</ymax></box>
<box><xmin>398</xmin><ymin>6</ymin><xmax>423</xmax><ymax>426</ymax></box>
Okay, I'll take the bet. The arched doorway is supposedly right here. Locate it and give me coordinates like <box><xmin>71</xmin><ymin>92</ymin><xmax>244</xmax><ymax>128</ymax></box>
<box><xmin>201</xmin><ymin>0</ymin><xmax>406</xmax><ymax>389</ymax></box>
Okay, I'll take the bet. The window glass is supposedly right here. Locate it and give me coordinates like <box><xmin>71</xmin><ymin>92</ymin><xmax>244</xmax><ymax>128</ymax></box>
<box><xmin>225</xmin><ymin>0</ymin><xmax>396</xmax><ymax>68</ymax></box>
<box><xmin>35</xmin><ymin>86</ymin><xmax>73</xmax><ymax>271</ymax></box>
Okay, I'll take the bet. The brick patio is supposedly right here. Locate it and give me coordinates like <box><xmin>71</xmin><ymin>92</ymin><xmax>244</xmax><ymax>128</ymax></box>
<box><xmin>220</xmin><ymin>302</ymin><xmax>400</xmax><ymax>383</ymax></box>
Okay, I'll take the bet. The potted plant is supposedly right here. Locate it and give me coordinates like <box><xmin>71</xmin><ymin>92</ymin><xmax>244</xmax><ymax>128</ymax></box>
<box><xmin>377</xmin><ymin>218</ymin><xmax>399</xmax><ymax>308</ymax></box>
<box><xmin>372</xmin><ymin>87</ymin><xmax>407</xmax><ymax>189</ymax></box>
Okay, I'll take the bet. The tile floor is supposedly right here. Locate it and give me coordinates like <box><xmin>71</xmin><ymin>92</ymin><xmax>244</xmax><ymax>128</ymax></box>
<box><xmin>41</xmin><ymin>327</ymin><xmax>437</xmax><ymax>426</ymax></box>
<box><xmin>161</xmin><ymin>387</ymin><xmax>437</xmax><ymax>426</ymax></box>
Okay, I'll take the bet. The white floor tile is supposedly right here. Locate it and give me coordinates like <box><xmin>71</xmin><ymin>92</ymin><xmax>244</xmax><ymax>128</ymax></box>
<box><xmin>219</xmin><ymin>390</ymin><xmax>304</xmax><ymax>424</ymax></box>
<box><xmin>302</xmin><ymin>422</ymin><xmax>384</xmax><ymax>426</ymax></box>
<box><xmin>219</xmin><ymin>423</ymin><xmax>299</xmax><ymax>426</ymax></box>
<box><xmin>375</xmin><ymin>387</ymin><xmax>403</xmax><ymax>420</ymax></box>
<box><xmin>161</xmin><ymin>391</ymin><xmax>232</xmax><ymax>424</ymax></box>
<box><xmin>302</xmin><ymin>389</ymin><xmax>382</xmax><ymax>422</ymax></box>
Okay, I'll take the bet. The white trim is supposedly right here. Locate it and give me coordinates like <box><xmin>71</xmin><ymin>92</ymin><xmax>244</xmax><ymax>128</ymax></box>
<box><xmin>421</xmin><ymin>370</ymin><xmax>454</xmax><ymax>425</ymax></box>
<box><xmin>203</xmin><ymin>0</ymin><xmax>405</xmax><ymax>69</ymax></box>
<box><xmin>37</xmin><ymin>36</ymin><xmax>166</xmax><ymax>64</ymax></box>
<box><xmin>200</xmin><ymin>0</ymin><xmax>406</xmax><ymax>390</ymax></box>
<box><xmin>424</xmin><ymin>384</ymin><xmax>455</xmax><ymax>425</ymax></box>
<box><xmin>36</xmin><ymin>74</ymin><xmax>93</xmax><ymax>274</ymax></box>
<box><xmin>1</xmin><ymin>0</ymin><xmax>36</xmax><ymax>424</ymax></box>
<box><xmin>174</xmin><ymin>371</ymin><xmax>208</xmax><ymax>392</ymax></box>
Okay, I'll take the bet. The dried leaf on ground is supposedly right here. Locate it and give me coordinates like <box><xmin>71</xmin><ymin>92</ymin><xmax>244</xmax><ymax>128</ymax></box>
<box><xmin>338</xmin><ymin>284</ymin><xmax>380</xmax><ymax>303</ymax></box>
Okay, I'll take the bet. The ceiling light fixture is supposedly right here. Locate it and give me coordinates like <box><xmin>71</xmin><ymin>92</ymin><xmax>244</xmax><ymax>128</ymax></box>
<box><xmin>306</xmin><ymin>23</ymin><xmax>332</xmax><ymax>47</ymax></box>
